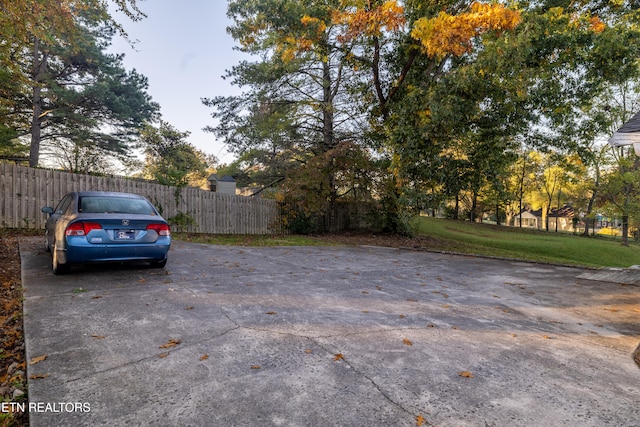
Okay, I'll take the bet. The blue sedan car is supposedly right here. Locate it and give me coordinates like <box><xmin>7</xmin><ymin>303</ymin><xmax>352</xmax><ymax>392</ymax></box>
<box><xmin>42</xmin><ymin>191</ymin><xmax>171</xmax><ymax>274</ymax></box>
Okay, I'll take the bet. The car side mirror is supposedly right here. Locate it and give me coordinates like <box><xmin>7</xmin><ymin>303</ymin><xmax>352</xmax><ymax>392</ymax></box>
<box><xmin>41</xmin><ymin>207</ymin><xmax>54</xmax><ymax>216</ymax></box>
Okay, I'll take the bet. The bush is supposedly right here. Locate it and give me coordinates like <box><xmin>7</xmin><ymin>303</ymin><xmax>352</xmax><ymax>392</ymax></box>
<box><xmin>168</xmin><ymin>211</ymin><xmax>195</xmax><ymax>232</ymax></box>
<box><xmin>287</xmin><ymin>212</ymin><xmax>319</xmax><ymax>235</ymax></box>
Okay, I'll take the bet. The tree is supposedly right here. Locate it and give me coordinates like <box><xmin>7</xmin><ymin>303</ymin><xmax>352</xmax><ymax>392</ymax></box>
<box><xmin>212</xmin><ymin>0</ymin><xmax>640</xmax><ymax>233</ymax></box>
<box><xmin>387</xmin><ymin>0</ymin><xmax>640</xmax><ymax>224</ymax></box>
<box><xmin>45</xmin><ymin>139</ymin><xmax>121</xmax><ymax>175</ymax></box>
<box><xmin>205</xmin><ymin>0</ymin><xmax>379</xmax><ymax>230</ymax></box>
<box><xmin>599</xmin><ymin>147</ymin><xmax>640</xmax><ymax>246</ymax></box>
<box><xmin>0</xmin><ymin>0</ymin><xmax>152</xmax><ymax>167</ymax></box>
<box><xmin>140</xmin><ymin>121</ymin><xmax>209</xmax><ymax>188</ymax></box>
<box><xmin>37</xmin><ymin>15</ymin><xmax>158</xmax><ymax>168</ymax></box>
<box><xmin>505</xmin><ymin>145</ymin><xmax>537</xmax><ymax>227</ymax></box>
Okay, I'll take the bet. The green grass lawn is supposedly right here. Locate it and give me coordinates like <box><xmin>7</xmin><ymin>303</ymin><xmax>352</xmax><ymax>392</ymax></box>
<box><xmin>411</xmin><ymin>217</ymin><xmax>640</xmax><ymax>268</ymax></box>
<box><xmin>174</xmin><ymin>217</ymin><xmax>640</xmax><ymax>268</ymax></box>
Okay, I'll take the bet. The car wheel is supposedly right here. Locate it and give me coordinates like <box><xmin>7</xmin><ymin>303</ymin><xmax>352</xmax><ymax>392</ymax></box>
<box><xmin>52</xmin><ymin>245</ymin><xmax>70</xmax><ymax>275</ymax></box>
<box><xmin>150</xmin><ymin>258</ymin><xmax>167</xmax><ymax>268</ymax></box>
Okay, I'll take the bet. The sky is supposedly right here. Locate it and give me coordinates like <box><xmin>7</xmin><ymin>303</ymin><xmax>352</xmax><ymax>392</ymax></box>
<box><xmin>109</xmin><ymin>0</ymin><xmax>250</xmax><ymax>165</ymax></box>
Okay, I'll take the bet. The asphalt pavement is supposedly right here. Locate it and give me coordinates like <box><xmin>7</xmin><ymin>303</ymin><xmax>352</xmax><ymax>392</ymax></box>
<box><xmin>19</xmin><ymin>237</ymin><xmax>640</xmax><ymax>426</ymax></box>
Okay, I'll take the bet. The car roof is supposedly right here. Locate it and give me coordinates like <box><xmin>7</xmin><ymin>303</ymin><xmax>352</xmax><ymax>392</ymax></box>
<box><xmin>73</xmin><ymin>191</ymin><xmax>146</xmax><ymax>199</ymax></box>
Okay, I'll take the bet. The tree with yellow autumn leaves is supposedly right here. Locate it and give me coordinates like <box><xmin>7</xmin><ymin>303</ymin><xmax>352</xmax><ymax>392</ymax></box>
<box><xmin>206</xmin><ymin>0</ymin><xmax>640</xmax><ymax>232</ymax></box>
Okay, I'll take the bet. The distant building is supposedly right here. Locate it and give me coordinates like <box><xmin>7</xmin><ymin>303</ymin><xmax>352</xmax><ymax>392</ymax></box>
<box><xmin>513</xmin><ymin>205</ymin><xmax>578</xmax><ymax>231</ymax></box>
<box><xmin>513</xmin><ymin>209</ymin><xmax>542</xmax><ymax>229</ymax></box>
<box><xmin>547</xmin><ymin>205</ymin><xmax>576</xmax><ymax>231</ymax></box>
<box><xmin>207</xmin><ymin>174</ymin><xmax>236</xmax><ymax>195</ymax></box>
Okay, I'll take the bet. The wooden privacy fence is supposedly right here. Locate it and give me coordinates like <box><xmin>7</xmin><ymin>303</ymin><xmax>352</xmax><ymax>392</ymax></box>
<box><xmin>0</xmin><ymin>164</ymin><xmax>280</xmax><ymax>234</ymax></box>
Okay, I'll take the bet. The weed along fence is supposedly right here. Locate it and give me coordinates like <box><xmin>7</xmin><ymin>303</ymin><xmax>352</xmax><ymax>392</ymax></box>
<box><xmin>0</xmin><ymin>164</ymin><xmax>280</xmax><ymax>234</ymax></box>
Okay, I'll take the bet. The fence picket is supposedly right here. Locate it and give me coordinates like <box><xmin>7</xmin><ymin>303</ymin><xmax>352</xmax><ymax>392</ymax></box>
<box><xmin>0</xmin><ymin>164</ymin><xmax>279</xmax><ymax>234</ymax></box>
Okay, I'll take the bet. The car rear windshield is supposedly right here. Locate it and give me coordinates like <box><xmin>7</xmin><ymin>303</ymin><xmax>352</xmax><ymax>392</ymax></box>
<box><xmin>79</xmin><ymin>196</ymin><xmax>157</xmax><ymax>215</ymax></box>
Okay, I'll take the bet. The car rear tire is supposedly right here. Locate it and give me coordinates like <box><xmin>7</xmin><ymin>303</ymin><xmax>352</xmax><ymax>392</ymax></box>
<box><xmin>150</xmin><ymin>258</ymin><xmax>167</xmax><ymax>268</ymax></box>
<box><xmin>52</xmin><ymin>245</ymin><xmax>70</xmax><ymax>275</ymax></box>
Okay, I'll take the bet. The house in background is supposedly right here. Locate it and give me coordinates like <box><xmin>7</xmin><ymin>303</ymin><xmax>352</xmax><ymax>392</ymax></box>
<box><xmin>207</xmin><ymin>174</ymin><xmax>237</xmax><ymax>195</ymax></box>
<box><xmin>512</xmin><ymin>205</ymin><xmax>578</xmax><ymax>231</ymax></box>
<box><xmin>513</xmin><ymin>209</ymin><xmax>542</xmax><ymax>229</ymax></box>
<box><xmin>547</xmin><ymin>205</ymin><xmax>577</xmax><ymax>232</ymax></box>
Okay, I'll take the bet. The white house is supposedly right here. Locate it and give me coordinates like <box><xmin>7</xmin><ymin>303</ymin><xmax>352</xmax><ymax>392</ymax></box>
<box><xmin>513</xmin><ymin>209</ymin><xmax>541</xmax><ymax>229</ymax></box>
<box><xmin>609</xmin><ymin>110</ymin><xmax>640</xmax><ymax>155</ymax></box>
<box><xmin>513</xmin><ymin>206</ymin><xmax>578</xmax><ymax>232</ymax></box>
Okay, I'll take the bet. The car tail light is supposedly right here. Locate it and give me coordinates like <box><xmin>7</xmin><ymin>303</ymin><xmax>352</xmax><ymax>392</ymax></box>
<box><xmin>146</xmin><ymin>223</ymin><xmax>171</xmax><ymax>236</ymax></box>
<box><xmin>65</xmin><ymin>222</ymin><xmax>102</xmax><ymax>236</ymax></box>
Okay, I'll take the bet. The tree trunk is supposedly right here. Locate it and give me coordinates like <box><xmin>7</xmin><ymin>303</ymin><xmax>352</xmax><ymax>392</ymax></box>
<box><xmin>321</xmin><ymin>60</ymin><xmax>336</xmax><ymax>232</ymax></box>
<box><xmin>583</xmin><ymin>159</ymin><xmax>600</xmax><ymax>237</ymax></box>
<box><xmin>518</xmin><ymin>203</ymin><xmax>523</xmax><ymax>228</ymax></box>
<box><xmin>453</xmin><ymin>193</ymin><xmax>459</xmax><ymax>220</ymax></box>
<box><xmin>470</xmin><ymin>192</ymin><xmax>477</xmax><ymax>222</ymax></box>
<box><xmin>555</xmin><ymin>190</ymin><xmax>561</xmax><ymax>233</ymax></box>
<box><xmin>518</xmin><ymin>151</ymin><xmax>527</xmax><ymax>228</ymax></box>
<box><xmin>29</xmin><ymin>38</ymin><xmax>48</xmax><ymax>168</ymax></box>
<box><xmin>582</xmin><ymin>195</ymin><xmax>595</xmax><ymax>237</ymax></box>
<box><xmin>544</xmin><ymin>205</ymin><xmax>550</xmax><ymax>231</ymax></box>
<box><xmin>322</xmin><ymin>61</ymin><xmax>334</xmax><ymax>152</ymax></box>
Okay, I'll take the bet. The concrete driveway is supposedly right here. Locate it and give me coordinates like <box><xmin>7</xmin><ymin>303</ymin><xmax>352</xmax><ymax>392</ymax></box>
<box><xmin>19</xmin><ymin>237</ymin><xmax>640</xmax><ymax>426</ymax></box>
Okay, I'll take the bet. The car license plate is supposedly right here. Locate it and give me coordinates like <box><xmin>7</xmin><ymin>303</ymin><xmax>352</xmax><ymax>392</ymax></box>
<box><xmin>115</xmin><ymin>230</ymin><xmax>135</xmax><ymax>240</ymax></box>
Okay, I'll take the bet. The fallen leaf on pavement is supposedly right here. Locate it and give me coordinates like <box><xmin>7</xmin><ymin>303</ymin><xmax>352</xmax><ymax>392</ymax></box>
<box><xmin>28</xmin><ymin>373</ymin><xmax>49</xmax><ymax>380</ymax></box>
<box><xmin>29</xmin><ymin>355</ymin><xmax>47</xmax><ymax>365</ymax></box>
<box><xmin>403</xmin><ymin>338</ymin><xmax>413</xmax><ymax>346</ymax></box>
<box><xmin>199</xmin><ymin>354</ymin><xmax>209</xmax><ymax>361</ymax></box>
<box><xmin>416</xmin><ymin>414</ymin><xmax>426</xmax><ymax>426</ymax></box>
<box><xmin>334</xmin><ymin>353</ymin><xmax>344</xmax><ymax>361</ymax></box>
<box><xmin>459</xmin><ymin>371</ymin><xmax>474</xmax><ymax>378</ymax></box>
<box><xmin>159</xmin><ymin>339</ymin><xmax>181</xmax><ymax>349</ymax></box>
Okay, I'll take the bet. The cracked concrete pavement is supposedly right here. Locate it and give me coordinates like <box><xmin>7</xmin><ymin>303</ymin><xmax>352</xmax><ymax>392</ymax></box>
<box><xmin>20</xmin><ymin>237</ymin><xmax>640</xmax><ymax>426</ymax></box>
